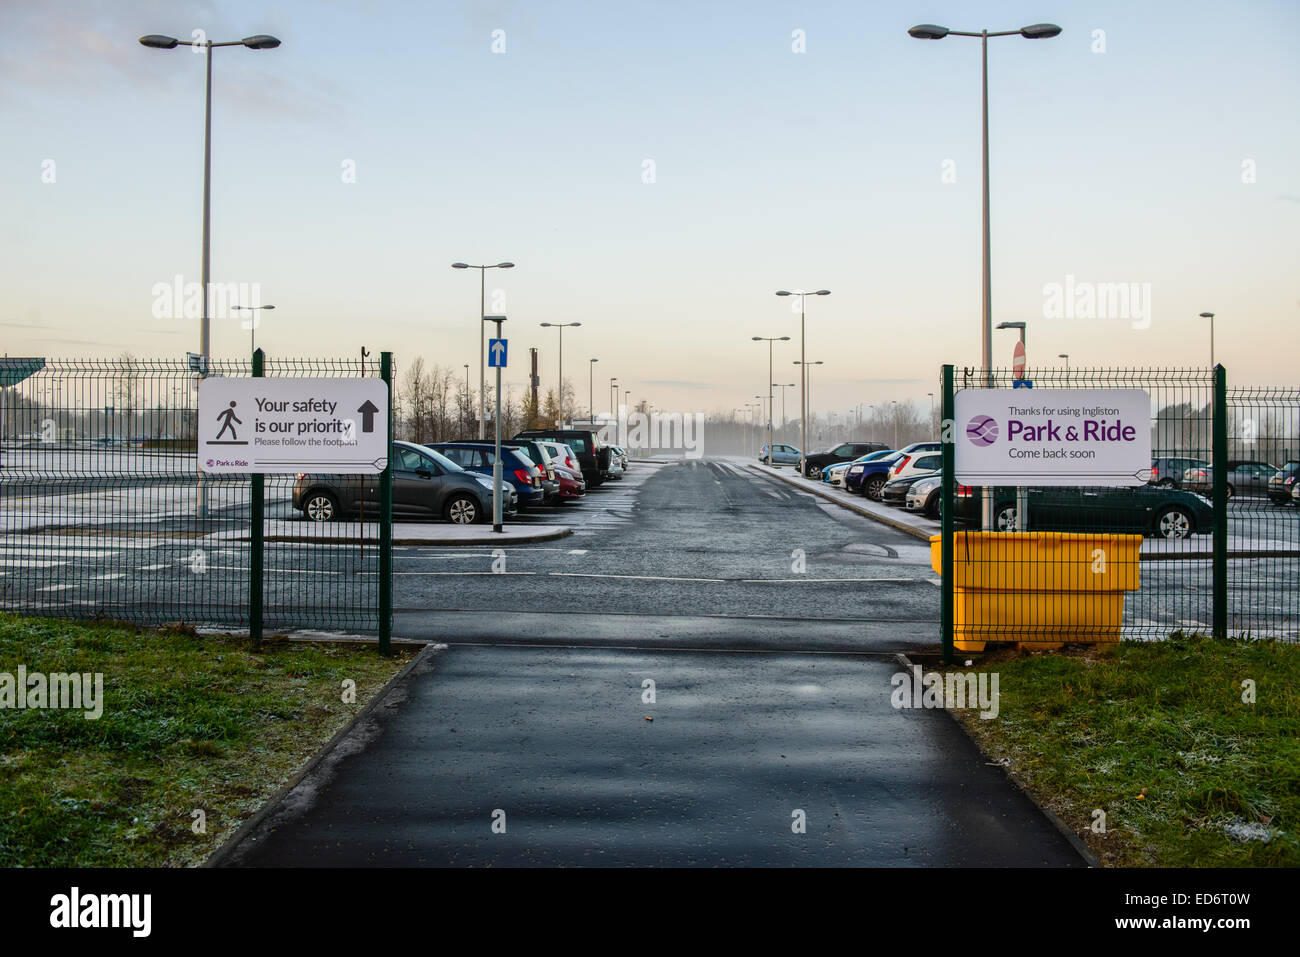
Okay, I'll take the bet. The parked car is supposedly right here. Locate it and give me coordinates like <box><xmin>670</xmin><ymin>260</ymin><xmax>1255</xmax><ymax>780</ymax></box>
<box><xmin>425</xmin><ymin>442</ymin><xmax>547</xmax><ymax>509</ymax></box>
<box><xmin>535</xmin><ymin>440</ymin><xmax>587</xmax><ymax>501</ymax></box>
<box><xmin>1293</xmin><ymin>480</ymin><xmax>1299</xmax><ymax>506</ymax></box>
<box><xmin>610</xmin><ymin>445</ymin><xmax>630</xmax><ymax>471</ymax></box>
<box><xmin>1268</xmin><ymin>461</ymin><xmax>1299</xmax><ymax>504</ymax></box>
<box><xmin>885</xmin><ymin>450</ymin><xmax>943</xmax><ymax>484</ymax></box>
<box><xmin>758</xmin><ymin>443</ymin><xmax>801</xmax><ymax>466</ymax></box>
<box><xmin>905</xmin><ymin>474</ymin><xmax>942</xmax><ymax>519</ymax></box>
<box><xmin>845</xmin><ymin>452</ymin><xmax>904</xmax><ymax>499</ymax></box>
<box><xmin>515</xmin><ymin>428</ymin><xmax>612</xmax><ymax>487</ymax></box>
<box><xmin>1148</xmin><ymin>456</ymin><xmax>1209</xmax><ymax>489</ymax></box>
<box><xmin>880</xmin><ymin>472</ymin><xmax>937</xmax><ymax>507</ymax></box>
<box><xmin>952</xmin><ymin>484</ymin><xmax>1213</xmax><ymax>540</ymax></box>
<box><xmin>1182</xmin><ymin>460</ymin><xmax>1278</xmax><ymax>499</ymax></box>
<box><xmin>502</xmin><ymin>439</ymin><xmax>563</xmax><ymax>504</ymax></box>
<box><xmin>294</xmin><ymin>441</ymin><xmax>516</xmax><ymax>524</ymax></box>
<box><xmin>801</xmin><ymin>441</ymin><xmax>890</xmax><ymax>479</ymax></box>
<box><xmin>827</xmin><ymin>449</ymin><xmax>895</xmax><ymax>488</ymax></box>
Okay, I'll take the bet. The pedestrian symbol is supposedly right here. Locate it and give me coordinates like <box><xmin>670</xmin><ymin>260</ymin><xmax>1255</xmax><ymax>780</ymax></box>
<box><xmin>212</xmin><ymin>401</ymin><xmax>247</xmax><ymax>444</ymax></box>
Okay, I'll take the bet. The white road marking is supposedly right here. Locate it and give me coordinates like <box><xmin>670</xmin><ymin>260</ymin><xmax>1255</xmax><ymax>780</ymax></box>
<box><xmin>138</xmin><ymin>563</ymin><xmax>171</xmax><ymax>571</ymax></box>
<box><xmin>567</xmin><ymin>549</ymin><xmax>589</xmax><ymax>555</ymax></box>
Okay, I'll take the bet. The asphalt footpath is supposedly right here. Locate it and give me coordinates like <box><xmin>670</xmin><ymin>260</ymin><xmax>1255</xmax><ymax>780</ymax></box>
<box><xmin>215</xmin><ymin>644</ymin><xmax>1086</xmax><ymax>867</ymax></box>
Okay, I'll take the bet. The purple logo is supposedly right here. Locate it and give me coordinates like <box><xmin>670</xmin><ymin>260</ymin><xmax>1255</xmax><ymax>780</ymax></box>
<box><xmin>206</xmin><ymin>458</ymin><xmax>215</xmax><ymax>467</ymax></box>
<box><xmin>966</xmin><ymin>415</ymin><xmax>998</xmax><ymax>446</ymax></box>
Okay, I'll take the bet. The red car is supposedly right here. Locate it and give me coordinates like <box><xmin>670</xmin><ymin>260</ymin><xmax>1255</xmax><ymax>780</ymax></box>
<box><xmin>539</xmin><ymin>440</ymin><xmax>586</xmax><ymax>501</ymax></box>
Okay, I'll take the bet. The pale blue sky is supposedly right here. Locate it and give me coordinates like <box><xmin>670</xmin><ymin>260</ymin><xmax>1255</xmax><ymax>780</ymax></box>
<box><xmin>2</xmin><ymin>0</ymin><xmax>1297</xmax><ymax>417</ymax></box>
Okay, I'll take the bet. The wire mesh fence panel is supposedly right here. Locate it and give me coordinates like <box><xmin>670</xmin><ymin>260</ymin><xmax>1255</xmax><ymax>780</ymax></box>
<box><xmin>0</xmin><ymin>356</ymin><xmax>387</xmax><ymax>634</ymax></box>
<box><xmin>938</xmin><ymin>367</ymin><xmax>1291</xmax><ymax>650</ymax></box>
<box><xmin>1224</xmin><ymin>386</ymin><xmax>1300</xmax><ymax>640</ymax></box>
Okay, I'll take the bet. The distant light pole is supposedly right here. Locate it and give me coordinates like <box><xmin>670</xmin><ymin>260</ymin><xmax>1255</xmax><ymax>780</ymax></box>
<box><xmin>232</xmin><ymin>304</ymin><xmax>275</xmax><ymax>356</ymax></box>
<box><xmin>752</xmin><ymin>335</ymin><xmax>790</xmax><ymax>463</ymax></box>
<box><xmin>773</xmin><ymin>383</ymin><xmax>796</xmax><ymax>447</ymax></box>
<box><xmin>540</xmin><ymin>321</ymin><xmax>581</xmax><ymax>425</ymax></box>
<box><xmin>140</xmin><ymin>29</ymin><xmax>281</xmax><ymax>518</ymax></box>
<box><xmin>891</xmin><ymin>400</ymin><xmax>899</xmax><ymax>449</ymax></box>
<box><xmin>464</xmin><ymin>364</ymin><xmax>471</xmax><ymax>431</ymax></box>
<box><xmin>588</xmin><ymin>358</ymin><xmax>598</xmax><ymax>423</ymax></box>
<box><xmin>928</xmin><ymin>392</ymin><xmax>936</xmax><ymax>439</ymax></box>
<box><xmin>1199</xmin><ymin>312</ymin><xmax>1216</xmax><ymax>367</ymax></box>
<box><xmin>776</xmin><ymin>289</ymin><xmax>830</xmax><ymax>476</ymax></box>
<box><xmin>1058</xmin><ymin>353</ymin><xmax>1069</xmax><ymax>371</ymax></box>
<box><xmin>452</xmin><ymin>261</ymin><xmax>515</xmax><ymax>438</ymax></box>
<box><xmin>609</xmin><ymin>377</ymin><xmax>618</xmax><ymax>417</ymax></box>
<box><xmin>793</xmin><ymin>358</ymin><xmax>824</xmax><ymax>455</ymax></box>
<box><xmin>868</xmin><ymin>404</ymin><xmax>876</xmax><ymax>444</ymax></box>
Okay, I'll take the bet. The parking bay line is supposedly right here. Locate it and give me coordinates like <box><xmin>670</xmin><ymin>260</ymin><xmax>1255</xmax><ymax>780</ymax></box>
<box><xmin>393</xmin><ymin>571</ymin><xmax>923</xmax><ymax>584</ymax></box>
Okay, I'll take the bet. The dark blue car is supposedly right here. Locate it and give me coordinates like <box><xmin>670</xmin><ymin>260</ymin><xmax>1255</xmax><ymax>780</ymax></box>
<box><xmin>425</xmin><ymin>442</ymin><xmax>547</xmax><ymax>509</ymax></box>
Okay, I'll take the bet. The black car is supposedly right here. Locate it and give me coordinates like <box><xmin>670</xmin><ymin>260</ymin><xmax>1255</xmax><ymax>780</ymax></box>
<box><xmin>879</xmin><ymin>473</ymin><xmax>933</xmax><ymax>506</ymax></box>
<box><xmin>514</xmin><ymin>428</ymin><xmax>612</xmax><ymax>487</ymax></box>
<box><xmin>802</xmin><ymin>441</ymin><xmax>890</xmax><ymax>479</ymax></box>
<box><xmin>952</xmin><ymin>484</ymin><xmax>1213</xmax><ymax>540</ymax></box>
<box><xmin>293</xmin><ymin>441</ymin><xmax>515</xmax><ymax>524</ymax></box>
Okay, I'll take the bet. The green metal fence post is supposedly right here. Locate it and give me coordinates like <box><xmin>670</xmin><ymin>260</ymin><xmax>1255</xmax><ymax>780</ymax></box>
<box><xmin>941</xmin><ymin>364</ymin><xmax>955</xmax><ymax>664</ymax></box>
<box><xmin>379</xmin><ymin>352</ymin><xmax>393</xmax><ymax>655</ymax></box>
<box><xmin>1212</xmin><ymin>364</ymin><xmax>1227</xmax><ymax>640</ymax></box>
<box><xmin>249</xmin><ymin>348</ymin><xmax>265</xmax><ymax>647</ymax></box>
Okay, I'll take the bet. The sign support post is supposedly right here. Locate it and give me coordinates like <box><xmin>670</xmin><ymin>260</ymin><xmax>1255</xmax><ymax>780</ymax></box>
<box><xmin>486</xmin><ymin>319</ymin><xmax>507</xmax><ymax>532</ymax></box>
<box><xmin>941</xmin><ymin>364</ymin><xmax>955</xmax><ymax>665</ymax></box>
<box><xmin>249</xmin><ymin>348</ymin><xmax>265</xmax><ymax>647</ymax></box>
<box><xmin>379</xmin><ymin>352</ymin><xmax>393</xmax><ymax>655</ymax></box>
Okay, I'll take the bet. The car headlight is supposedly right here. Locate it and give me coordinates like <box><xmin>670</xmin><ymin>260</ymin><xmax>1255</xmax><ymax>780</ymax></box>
<box><xmin>849</xmin><ymin>466</ymin><xmax>863</xmax><ymax>474</ymax></box>
<box><xmin>474</xmin><ymin>476</ymin><xmax>494</xmax><ymax>489</ymax></box>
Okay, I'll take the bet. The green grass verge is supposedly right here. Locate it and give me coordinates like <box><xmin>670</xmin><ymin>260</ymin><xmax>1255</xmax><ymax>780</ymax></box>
<box><xmin>950</xmin><ymin>633</ymin><xmax>1300</xmax><ymax>866</ymax></box>
<box><xmin>0</xmin><ymin>615</ymin><xmax>416</xmax><ymax>867</ymax></box>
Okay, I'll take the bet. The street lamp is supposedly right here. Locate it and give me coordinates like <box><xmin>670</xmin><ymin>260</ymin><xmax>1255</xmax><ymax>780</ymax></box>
<box><xmin>1199</xmin><ymin>312</ymin><xmax>1216</xmax><ymax>367</ymax></box>
<box><xmin>140</xmin><ymin>29</ymin><xmax>280</xmax><ymax>518</ymax></box>
<box><xmin>752</xmin><ymin>335</ymin><xmax>790</xmax><ymax>463</ymax></box>
<box><xmin>232</xmin><ymin>304</ymin><xmax>275</xmax><ymax>356</ymax></box>
<box><xmin>928</xmin><ymin>392</ymin><xmax>936</xmax><ymax>439</ymax></box>
<box><xmin>452</xmin><ymin>261</ymin><xmax>515</xmax><ymax>438</ymax></box>
<box><xmin>891</xmin><ymin>399</ymin><xmax>899</xmax><ymax>449</ymax></box>
<box><xmin>793</xmin><ymin>358</ymin><xmax>824</xmax><ymax>458</ymax></box>
<box><xmin>908</xmin><ymin>21</ymin><xmax>1060</xmax><ymax>391</ymax></box>
<box><xmin>609</xmin><ymin>377</ymin><xmax>618</xmax><ymax>418</ymax></box>
<box><xmin>539</xmin><ymin>322</ymin><xmax>582</xmax><ymax>425</ymax></box>
<box><xmin>588</xmin><ymin>358</ymin><xmax>599</xmax><ymax>423</ymax></box>
<box><xmin>776</xmin><ymin>289</ymin><xmax>830</xmax><ymax>476</ymax></box>
<box><xmin>1058</xmin><ymin>353</ymin><xmax>1069</xmax><ymax>371</ymax></box>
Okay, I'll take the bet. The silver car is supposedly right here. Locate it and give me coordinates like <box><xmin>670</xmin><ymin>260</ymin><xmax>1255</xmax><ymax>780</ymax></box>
<box><xmin>905</xmin><ymin>474</ymin><xmax>942</xmax><ymax>519</ymax></box>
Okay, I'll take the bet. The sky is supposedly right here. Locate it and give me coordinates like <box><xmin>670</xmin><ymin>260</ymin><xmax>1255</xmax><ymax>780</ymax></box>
<box><xmin>2</xmin><ymin>0</ymin><xmax>1297</xmax><ymax>422</ymax></box>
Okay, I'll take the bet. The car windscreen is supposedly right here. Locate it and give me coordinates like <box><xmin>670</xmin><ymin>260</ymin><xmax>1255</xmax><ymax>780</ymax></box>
<box><xmin>420</xmin><ymin>447</ymin><xmax>464</xmax><ymax>472</ymax></box>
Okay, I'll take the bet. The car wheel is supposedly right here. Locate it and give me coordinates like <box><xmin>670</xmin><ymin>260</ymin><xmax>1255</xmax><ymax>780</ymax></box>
<box><xmin>444</xmin><ymin>494</ymin><xmax>480</xmax><ymax>525</ymax></box>
<box><xmin>1157</xmin><ymin>478</ymin><xmax>1175</xmax><ymax>488</ymax></box>
<box><xmin>995</xmin><ymin>503</ymin><xmax>1018</xmax><ymax>531</ymax></box>
<box><xmin>303</xmin><ymin>491</ymin><xmax>340</xmax><ymax>523</ymax></box>
<box><xmin>865</xmin><ymin>475</ymin><xmax>886</xmax><ymax>500</ymax></box>
<box><xmin>925</xmin><ymin>492</ymin><xmax>940</xmax><ymax>519</ymax></box>
<box><xmin>1155</xmin><ymin>506</ymin><xmax>1193</xmax><ymax>540</ymax></box>
<box><xmin>806</xmin><ymin>464</ymin><xmax>821</xmax><ymax>479</ymax></box>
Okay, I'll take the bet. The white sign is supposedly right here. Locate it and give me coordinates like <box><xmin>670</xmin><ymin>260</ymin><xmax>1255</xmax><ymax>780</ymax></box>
<box><xmin>198</xmin><ymin>378</ymin><xmax>388</xmax><ymax>474</ymax></box>
<box><xmin>955</xmin><ymin>389</ymin><xmax>1151</xmax><ymax>486</ymax></box>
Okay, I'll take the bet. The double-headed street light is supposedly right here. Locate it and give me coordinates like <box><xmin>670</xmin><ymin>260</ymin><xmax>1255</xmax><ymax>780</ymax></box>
<box><xmin>140</xmin><ymin>30</ymin><xmax>280</xmax><ymax>519</ymax></box>
<box><xmin>908</xmin><ymin>21</ymin><xmax>1060</xmax><ymax>385</ymax></box>
<box><xmin>452</xmin><ymin>261</ymin><xmax>515</xmax><ymax>438</ymax></box>
<box><xmin>232</xmin><ymin>304</ymin><xmax>275</xmax><ymax>356</ymax></box>
<box><xmin>539</xmin><ymin>322</ymin><xmax>582</xmax><ymax>425</ymax></box>
<box><xmin>776</xmin><ymin>289</ymin><xmax>830</xmax><ymax>476</ymax></box>
<box><xmin>752</xmin><ymin>335</ymin><xmax>790</xmax><ymax>463</ymax></box>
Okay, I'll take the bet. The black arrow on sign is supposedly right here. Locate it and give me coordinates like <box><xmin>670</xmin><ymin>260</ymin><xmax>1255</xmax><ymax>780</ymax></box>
<box><xmin>357</xmin><ymin>399</ymin><xmax>379</xmax><ymax>433</ymax></box>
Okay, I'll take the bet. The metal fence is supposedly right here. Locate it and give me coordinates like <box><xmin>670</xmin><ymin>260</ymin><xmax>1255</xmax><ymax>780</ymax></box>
<box><xmin>0</xmin><ymin>355</ymin><xmax>391</xmax><ymax>636</ymax></box>
<box><xmin>938</xmin><ymin>366</ymin><xmax>1299</xmax><ymax>661</ymax></box>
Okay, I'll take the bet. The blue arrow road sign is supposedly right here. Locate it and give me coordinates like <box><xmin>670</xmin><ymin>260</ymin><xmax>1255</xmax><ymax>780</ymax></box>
<box><xmin>489</xmin><ymin>339</ymin><xmax>507</xmax><ymax>368</ymax></box>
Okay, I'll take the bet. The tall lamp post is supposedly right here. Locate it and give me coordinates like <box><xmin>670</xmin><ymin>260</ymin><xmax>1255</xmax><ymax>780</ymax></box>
<box><xmin>609</xmin><ymin>377</ymin><xmax>618</xmax><ymax>418</ymax></box>
<box><xmin>1199</xmin><ymin>312</ymin><xmax>1216</xmax><ymax>367</ymax></box>
<box><xmin>928</xmin><ymin>392</ymin><xmax>936</xmax><ymax>439</ymax></box>
<box><xmin>140</xmin><ymin>30</ymin><xmax>280</xmax><ymax>518</ymax></box>
<box><xmin>776</xmin><ymin>289</ymin><xmax>830</xmax><ymax>476</ymax></box>
<box><xmin>588</xmin><ymin>358</ymin><xmax>599</xmax><ymax>423</ymax></box>
<box><xmin>484</xmin><ymin>315</ymin><xmax>508</xmax><ymax>532</ymax></box>
<box><xmin>752</xmin><ymin>335</ymin><xmax>790</xmax><ymax>463</ymax></box>
<box><xmin>451</xmin><ymin>261</ymin><xmax>515</xmax><ymax>438</ymax></box>
<box><xmin>540</xmin><ymin>322</ymin><xmax>581</xmax><ymax>425</ymax></box>
<box><xmin>232</xmin><ymin>304</ymin><xmax>275</xmax><ymax>356</ymax></box>
<box><xmin>793</xmin><ymin>359</ymin><xmax>824</xmax><ymax>459</ymax></box>
<box><xmin>1058</xmin><ymin>353</ymin><xmax>1069</xmax><ymax>371</ymax></box>
<box><xmin>910</xmin><ymin>20</ymin><xmax>1060</xmax><ymax>530</ymax></box>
